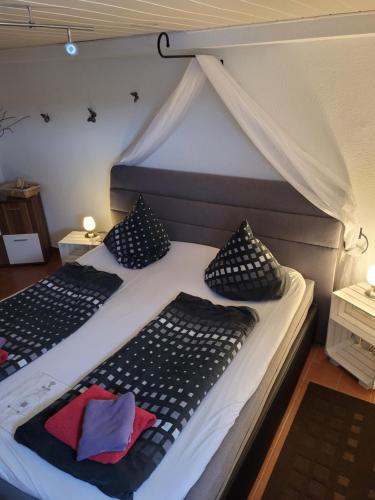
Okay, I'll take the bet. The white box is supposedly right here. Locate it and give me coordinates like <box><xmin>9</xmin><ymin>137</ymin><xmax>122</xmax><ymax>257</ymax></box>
<box><xmin>3</xmin><ymin>233</ymin><xmax>44</xmax><ymax>264</ymax></box>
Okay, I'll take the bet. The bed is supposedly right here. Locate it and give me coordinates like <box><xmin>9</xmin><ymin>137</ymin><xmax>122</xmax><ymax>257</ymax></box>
<box><xmin>0</xmin><ymin>166</ymin><xmax>343</xmax><ymax>500</ymax></box>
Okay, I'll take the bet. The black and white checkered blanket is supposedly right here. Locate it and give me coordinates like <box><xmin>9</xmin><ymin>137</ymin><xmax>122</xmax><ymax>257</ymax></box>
<box><xmin>0</xmin><ymin>263</ymin><xmax>122</xmax><ymax>381</ymax></box>
<box><xmin>15</xmin><ymin>292</ymin><xmax>258</xmax><ymax>499</ymax></box>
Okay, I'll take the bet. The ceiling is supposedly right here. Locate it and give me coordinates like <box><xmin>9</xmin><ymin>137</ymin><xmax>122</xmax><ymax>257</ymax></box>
<box><xmin>0</xmin><ymin>0</ymin><xmax>374</xmax><ymax>51</ymax></box>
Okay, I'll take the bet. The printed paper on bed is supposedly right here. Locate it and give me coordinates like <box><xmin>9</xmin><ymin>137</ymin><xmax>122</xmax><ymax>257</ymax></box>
<box><xmin>0</xmin><ymin>372</ymin><xmax>68</xmax><ymax>433</ymax></box>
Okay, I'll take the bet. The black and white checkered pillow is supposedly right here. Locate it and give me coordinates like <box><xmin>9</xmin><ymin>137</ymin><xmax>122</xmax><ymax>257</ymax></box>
<box><xmin>104</xmin><ymin>194</ymin><xmax>170</xmax><ymax>269</ymax></box>
<box><xmin>205</xmin><ymin>220</ymin><xmax>287</xmax><ymax>301</ymax></box>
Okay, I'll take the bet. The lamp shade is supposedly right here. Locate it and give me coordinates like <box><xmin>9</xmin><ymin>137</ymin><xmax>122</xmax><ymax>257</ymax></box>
<box><xmin>367</xmin><ymin>265</ymin><xmax>375</xmax><ymax>287</ymax></box>
<box><xmin>83</xmin><ymin>216</ymin><xmax>96</xmax><ymax>232</ymax></box>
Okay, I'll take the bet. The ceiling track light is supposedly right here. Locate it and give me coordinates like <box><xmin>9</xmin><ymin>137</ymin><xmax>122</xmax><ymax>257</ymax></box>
<box><xmin>0</xmin><ymin>4</ymin><xmax>93</xmax><ymax>55</ymax></box>
<box><xmin>65</xmin><ymin>28</ymin><xmax>78</xmax><ymax>56</ymax></box>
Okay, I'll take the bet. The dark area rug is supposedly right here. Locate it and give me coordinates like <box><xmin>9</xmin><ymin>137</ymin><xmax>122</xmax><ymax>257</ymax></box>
<box><xmin>263</xmin><ymin>382</ymin><xmax>375</xmax><ymax>499</ymax></box>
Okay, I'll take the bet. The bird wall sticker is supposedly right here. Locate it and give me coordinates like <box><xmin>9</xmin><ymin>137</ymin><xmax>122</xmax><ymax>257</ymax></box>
<box><xmin>40</xmin><ymin>113</ymin><xmax>50</xmax><ymax>123</ymax></box>
<box><xmin>87</xmin><ymin>108</ymin><xmax>97</xmax><ymax>123</ymax></box>
<box><xmin>130</xmin><ymin>92</ymin><xmax>139</xmax><ymax>103</ymax></box>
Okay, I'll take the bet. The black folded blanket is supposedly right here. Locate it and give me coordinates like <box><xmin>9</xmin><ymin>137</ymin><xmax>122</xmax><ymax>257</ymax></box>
<box><xmin>0</xmin><ymin>262</ymin><xmax>122</xmax><ymax>381</ymax></box>
<box><xmin>15</xmin><ymin>292</ymin><xmax>258</xmax><ymax>500</ymax></box>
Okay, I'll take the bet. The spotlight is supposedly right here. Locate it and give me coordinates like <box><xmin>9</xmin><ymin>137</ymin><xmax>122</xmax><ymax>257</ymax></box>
<box><xmin>65</xmin><ymin>43</ymin><xmax>77</xmax><ymax>56</ymax></box>
<box><xmin>65</xmin><ymin>29</ymin><xmax>78</xmax><ymax>56</ymax></box>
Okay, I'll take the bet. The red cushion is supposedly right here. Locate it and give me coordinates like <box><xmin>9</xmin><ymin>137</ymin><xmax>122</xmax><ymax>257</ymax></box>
<box><xmin>0</xmin><ymin>349</ymin><xmax>8</xmax><ymax>365</ymax></box>
<box><xmin>45</xmin><ymin>385</ymin><xmax>156</xmax><ymax>464</ymax></box>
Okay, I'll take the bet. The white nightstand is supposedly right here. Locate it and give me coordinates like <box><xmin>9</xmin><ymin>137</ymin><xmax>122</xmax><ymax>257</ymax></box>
<box><xmin>58</xmin><ymin>231</ymin><xmax>106</xmax><ymax>264</ymax></box>
<box><xmin>326</xmin><ymin>282</ymin><xmax>375</xmax><ymax>389</ymax></box>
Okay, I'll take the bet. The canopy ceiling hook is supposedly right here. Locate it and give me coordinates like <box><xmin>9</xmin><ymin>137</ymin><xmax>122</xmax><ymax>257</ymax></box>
<box><xmin>157</xmin><ymin>32</ymin><xmax>196</xmax><ymax>59</ymax></box>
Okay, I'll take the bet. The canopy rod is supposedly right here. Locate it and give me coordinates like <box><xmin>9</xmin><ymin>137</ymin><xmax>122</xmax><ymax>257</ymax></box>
<box><xmin>157</xmin><ymin>32</ymin><xmax>195</xmax><ymax>59</ymax></box>
<box><xmin>157</xmin><ymin>32</ymin><xmax>223</xmax><ymax>64</ymax></box>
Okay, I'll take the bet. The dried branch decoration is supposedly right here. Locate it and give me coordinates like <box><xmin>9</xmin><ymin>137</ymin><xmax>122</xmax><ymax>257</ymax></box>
<box><xmin>0</xmin><ymin>108</ymin><xmax>30</xmax><ymax>138</ymax></box>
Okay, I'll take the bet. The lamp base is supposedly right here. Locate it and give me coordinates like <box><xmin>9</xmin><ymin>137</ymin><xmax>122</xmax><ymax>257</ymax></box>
<box><xmin>365</xmin><ymin>286</ymin><xmax>375</xmax><ymax>299</ymax></box>
<box><xmin>85</xmin><ymin>231</ymin><xmax>98</xmax><ymax>239</ymax></box>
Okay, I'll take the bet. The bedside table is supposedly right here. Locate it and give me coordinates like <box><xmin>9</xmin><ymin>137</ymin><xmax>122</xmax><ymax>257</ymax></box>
<box><xmin>58</xmin><ymin>231</ymin><xmax>106</xmax><ymax>264</ymax></box>
<box><xmin>326</xmin><ymin>283</ymin><xmax>375</xmax><ymax>389</ymax></box>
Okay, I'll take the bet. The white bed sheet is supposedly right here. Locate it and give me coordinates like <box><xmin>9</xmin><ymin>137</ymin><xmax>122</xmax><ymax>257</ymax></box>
<box><xmin>0</xmin><ymin>241</ymin><xmax>306</xmax><ymax>500</ymax></box>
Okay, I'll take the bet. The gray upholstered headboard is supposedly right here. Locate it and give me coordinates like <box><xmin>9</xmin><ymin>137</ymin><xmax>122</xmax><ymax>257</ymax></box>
<box><xmin>110</xmin><ymin>165</ymin><xmax>343</xmax><ymax>342</ymax></box>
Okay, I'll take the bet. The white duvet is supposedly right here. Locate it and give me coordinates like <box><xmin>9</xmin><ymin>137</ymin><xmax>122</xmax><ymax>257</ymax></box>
<box><xmin>0</xmin><ymin>241</ymin><xmax>306</xmax><ymax>500</ymax></box>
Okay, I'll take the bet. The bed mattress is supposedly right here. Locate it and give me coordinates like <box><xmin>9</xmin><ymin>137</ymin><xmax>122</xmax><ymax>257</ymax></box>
<box><xmin>186</xmin><ymin>278</ymin><xmax>313</xmax><ymax>499</ymax></box>
<box><xmin>0</xmin><ymin>241</ymin><xmax>309</xmax><ymax>500</ymax></box>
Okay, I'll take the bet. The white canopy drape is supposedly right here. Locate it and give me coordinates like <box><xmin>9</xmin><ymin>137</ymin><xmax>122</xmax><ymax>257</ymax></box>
<box><xmin>119</xmin><ymin>55</ymin><xmax>363</xmax><ymax>277</ymax></box>
<box><xmin>120</xmin><ymin>60</ymin><xmax>206</xmax><ymax>166</ymax></box>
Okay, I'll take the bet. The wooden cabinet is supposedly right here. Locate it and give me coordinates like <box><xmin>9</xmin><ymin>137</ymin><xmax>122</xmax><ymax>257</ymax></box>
<box><xmin>0</xmin><ymin>194</ymin><xmax>51</xmax><ymax>266</ymax></box>
<box><xmin>0</xmin><ymin>199</ymin><xmax>33</xmax><ymax>234</ymax></box>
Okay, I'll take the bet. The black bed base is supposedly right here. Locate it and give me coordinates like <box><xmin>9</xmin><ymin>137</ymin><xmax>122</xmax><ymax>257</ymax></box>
<box><xmin>0</xmin><ymin>305</ymin><xmax>317</xmax><ymax>500</ymax></box>
<box><xmin>222</xmin><ymin>303</ymin><xmax>318</xmax><ymax>500</ymax></box>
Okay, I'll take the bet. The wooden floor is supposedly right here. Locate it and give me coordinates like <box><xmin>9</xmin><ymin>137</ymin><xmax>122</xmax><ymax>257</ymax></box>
<box><xmin>0</xmin><ymin>249</ymin><xmax>61</xmax><ymax>300</ymax></box>
<box><xmin>2</xmin><ymin>257</ymin><xmax>374</xmax><ymax>500</ymax></box>
<box><xmin>249</xmin><ymin>344</ymin><xmax>375</xmax><ymax>499</ymax></box>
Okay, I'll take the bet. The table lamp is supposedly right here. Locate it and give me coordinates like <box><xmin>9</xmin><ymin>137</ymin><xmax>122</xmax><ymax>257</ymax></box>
<box><xmin>83</xmin><ymin>216</ymin><xmax>97</xmax><ymax>239</ymax></box>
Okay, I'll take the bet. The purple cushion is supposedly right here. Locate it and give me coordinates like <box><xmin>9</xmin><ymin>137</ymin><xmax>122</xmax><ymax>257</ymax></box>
<box><xmin>77</xmin><ymin>392</ymin><xmax>136</xmax><ymax>462</ymax></box>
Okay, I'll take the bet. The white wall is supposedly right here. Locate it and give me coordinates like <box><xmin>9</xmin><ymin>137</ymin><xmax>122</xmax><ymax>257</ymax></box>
<box><xmin>0</xmin><ymin>31</ymin><xmax>374</xmax><ymax>273</ymax></box>
<box><xmin>0</xmin><ymin>51</ymin><xmax>279</xmax><ymax>243</ymax></box>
